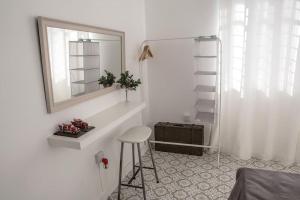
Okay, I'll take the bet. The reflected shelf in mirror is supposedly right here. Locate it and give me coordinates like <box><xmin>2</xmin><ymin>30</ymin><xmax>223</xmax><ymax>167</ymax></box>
<box><xmin>71</xmin><ymin>80</ymin><xmax>98</xmax><ymax>84</ymax></box>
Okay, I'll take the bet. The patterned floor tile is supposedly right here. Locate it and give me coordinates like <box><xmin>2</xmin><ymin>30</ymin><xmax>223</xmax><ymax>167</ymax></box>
<box><xmin>110</xmin><ymin>151</ymin><xmax>299</xmax><ymax>200</ymax></box>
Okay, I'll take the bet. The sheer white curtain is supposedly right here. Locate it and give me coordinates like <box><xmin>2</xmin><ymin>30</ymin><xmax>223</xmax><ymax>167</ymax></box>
<box><xmin>219</xmin><ymin>0</ymin><xmax>300</xmax><ymax>163</ymax></box>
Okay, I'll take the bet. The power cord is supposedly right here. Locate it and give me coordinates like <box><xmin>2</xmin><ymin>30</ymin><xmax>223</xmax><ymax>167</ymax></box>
<box><xmin>96</xmin><ymin>162</ymin><xmax>105</xmax><ymax>200</ymax></box>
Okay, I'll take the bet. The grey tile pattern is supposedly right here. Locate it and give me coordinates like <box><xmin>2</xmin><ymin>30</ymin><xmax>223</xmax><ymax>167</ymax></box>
<box><xmin>110</xmin><ymin>151</ymin><xmax>300</xmax><ymax>200</ymax></box>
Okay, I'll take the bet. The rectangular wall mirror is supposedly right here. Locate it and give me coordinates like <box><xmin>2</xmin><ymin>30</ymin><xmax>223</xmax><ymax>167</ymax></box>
<box><xmin>38</xmin><ymin>17</ymin><xmax>125</xmax><ymax>113</ymax></box>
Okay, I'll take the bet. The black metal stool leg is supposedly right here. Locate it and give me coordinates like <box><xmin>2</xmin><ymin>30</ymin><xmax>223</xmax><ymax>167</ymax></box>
<box><xmin>148</xmin><ymin>140</ymin><xmax>159</xmax><ymax>183</ymax></box>
<box><xmin>118</xmin><ymin>142</ymin><xmax>124</xmax><ymax>200</ymax></box>
<box><xmin>132</xmin><ymin>143</ymin><xmax>135</xmax><ymax>179</ymax></box>
<box><xmin>137</xmin><ymin>143</ymin><xmax>147</xmax><ymax>200</ymax></box>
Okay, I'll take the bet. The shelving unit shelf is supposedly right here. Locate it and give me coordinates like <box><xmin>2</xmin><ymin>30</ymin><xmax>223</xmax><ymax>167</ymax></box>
<box><xmin>195</xmin><ymin>99</ymin><xmax>215</xmax><ymax>111</ymax></box>
<box><xmin>194</xmin><ymin>55</ymin><xmax>217</xmax><ymax>58</ymax></box>
<box><xmin>194</xmin><ymin>71</ymin><xmax>217</xmax><ymax>75</ymax></box>
<box><xmin>194</xmin><ymin>85</ymin><xmax>216</xmax><ymax>92</ymax></box>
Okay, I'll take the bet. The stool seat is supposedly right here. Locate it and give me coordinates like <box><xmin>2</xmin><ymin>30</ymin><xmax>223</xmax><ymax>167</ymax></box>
<box><xmin>118</xmin><ymin>126</ymin><xmax>151</xmax><ymax>143</ymax></box>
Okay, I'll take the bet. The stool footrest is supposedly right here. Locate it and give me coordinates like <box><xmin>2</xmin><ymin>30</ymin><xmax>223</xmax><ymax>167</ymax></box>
<box><xmin>135</xmin><ymin>165</ymin><xmax>154</xmax><ymax>170</ymax></box>
<box><xmin>128</xmin><ymin>168</ymin><xmax>140</xmax><ymax>185</ymax></box>
<box><xmin>121</xmin><ymin>183</ymin><xmax>143</xmax><ymax>189</ymax></box>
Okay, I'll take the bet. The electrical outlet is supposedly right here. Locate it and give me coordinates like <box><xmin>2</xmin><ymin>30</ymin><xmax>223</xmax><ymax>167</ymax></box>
<box><xmin>95</xmin><ymin>150</ymin><xmax>104</xmax><ymax>165</ymax></box>
<box><xmin>183</xmin><ymin>112</ymin><xmax>191</xmax><ymax>122</ymax></box>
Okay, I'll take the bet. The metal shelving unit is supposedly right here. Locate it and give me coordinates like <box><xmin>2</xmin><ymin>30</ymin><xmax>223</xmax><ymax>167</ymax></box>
<box><xmin>139</xmin><ymin>35</ymin><xmax>222</xmax><ymax>167</ymax></box>
<box><xmin>193</xmin><ymin>35</ymin><xmax>222</xmax><ymax>167</ymax></box>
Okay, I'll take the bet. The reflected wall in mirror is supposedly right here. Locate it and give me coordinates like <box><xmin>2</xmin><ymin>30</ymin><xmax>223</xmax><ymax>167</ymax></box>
<box><xmin>38</xmin><ymin>17</ymin><xmax>125</xmax><ymax>113</ymax></box>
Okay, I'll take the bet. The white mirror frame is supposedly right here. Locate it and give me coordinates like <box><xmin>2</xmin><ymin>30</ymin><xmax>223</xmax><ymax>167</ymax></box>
<box><xmin>37</xmin><ymin>17</ymin><xmax>125</xmax><ymax>113</ymax></box>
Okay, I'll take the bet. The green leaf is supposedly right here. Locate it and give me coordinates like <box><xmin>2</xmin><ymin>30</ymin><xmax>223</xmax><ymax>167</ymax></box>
<box><xmin>98</xmin><ymin>70</ymin><xmax>116</xmax><ymax>87</ymax></box>
<box><xmin>117</xmin><ymin>70</ymin><xmax>142</xmax><ymax>90</ymax></box>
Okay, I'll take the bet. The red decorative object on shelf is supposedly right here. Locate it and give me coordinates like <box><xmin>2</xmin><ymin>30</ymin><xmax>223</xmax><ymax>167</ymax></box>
<box><xmin>55</xmin><ymin>119</ymin><xmax>95</xmax><ymax>138</ymax></box>
<box><xmin>71</xmin><ymin>118</ymin><xmax>89</xmax><ymax>130</ymax></box>
<box><xmin>58</xmin><ymin>123</ymin><xmax>80</xmax><ymax>134</ymax></box>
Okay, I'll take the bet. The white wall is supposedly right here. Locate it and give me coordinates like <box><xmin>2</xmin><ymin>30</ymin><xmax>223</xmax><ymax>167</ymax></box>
<box><xmin>144</xmin><ymin>0</ymin><xmax>218</xmax><ymax>127</ymax></box>
<box><xmin>0</xmin><ymin>0</ymin><xmax>146</xmax><ymax>200</ymax></box>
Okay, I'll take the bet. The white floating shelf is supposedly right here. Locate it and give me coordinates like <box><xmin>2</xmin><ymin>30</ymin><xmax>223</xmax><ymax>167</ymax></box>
<box><xmin>195</xmin><ymin>99</ymin><xmax>215</xmax><ymax>111</ymax></box>
<box><xmin>194</xmin><ymin>71</ymin><xmax>217</xmax><ymax>75</ymax></box>
<box><xmin>194</xmin><ymin>85</ymin><xmax>216</xmax><ymax>92</ymax></box>
<box><xmin>195</xmin><ymin>111</ymin><xmax>214</xmax><ymax>124</ymax></box>
<box><xmin>48</xmin><ymin>101</ymin><xmax>146</xmax><ymax>150</ymax></box>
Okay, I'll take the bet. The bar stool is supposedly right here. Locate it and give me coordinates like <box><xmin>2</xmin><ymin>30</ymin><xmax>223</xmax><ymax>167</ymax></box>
<box><xmin>117</xmin><ymin>126</ymin><xmax>159</xmax><ymax>200</ymax></box>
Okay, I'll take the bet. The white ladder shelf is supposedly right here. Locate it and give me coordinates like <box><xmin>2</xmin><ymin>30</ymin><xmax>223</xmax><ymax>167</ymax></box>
<box><xmin>193</xmin><ymin>35</ymin><xmax>222</xmax><ymax>167</ymax></box>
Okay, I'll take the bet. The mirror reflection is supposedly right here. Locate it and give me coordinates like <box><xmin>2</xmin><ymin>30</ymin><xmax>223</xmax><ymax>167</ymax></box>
<box><xmin>47</xmin><ymin>27</ymin><xmax>122</xmax><ymax>103</ymax></box>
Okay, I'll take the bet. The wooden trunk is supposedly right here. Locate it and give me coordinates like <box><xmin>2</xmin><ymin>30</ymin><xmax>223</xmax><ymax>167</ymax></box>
<box><xmin>154</xmin><ymin>122</ymin><xmax>204</xmax><ymax>156</ymax></box>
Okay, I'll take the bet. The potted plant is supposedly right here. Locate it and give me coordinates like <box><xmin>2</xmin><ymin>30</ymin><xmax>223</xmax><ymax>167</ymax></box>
<box><xmin>117</xmin><ymin>70</ymin><xmax>141</xmax><ymax>101</ymax></box>
<box><xmin>98</xmin><ymin>70</ymin><xmax>116</xmax><ymax>88</ymax></box>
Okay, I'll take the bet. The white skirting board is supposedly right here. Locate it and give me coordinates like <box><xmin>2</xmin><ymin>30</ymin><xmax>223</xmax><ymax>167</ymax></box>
<box><xmin>48</xmin><ymin>101</ymin><xmax>146</xmax><ymax>150</ymax></box>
